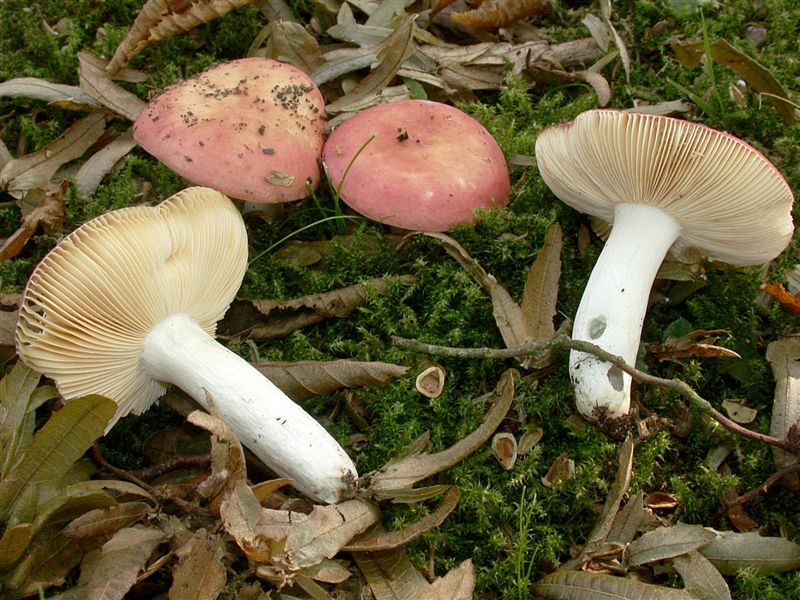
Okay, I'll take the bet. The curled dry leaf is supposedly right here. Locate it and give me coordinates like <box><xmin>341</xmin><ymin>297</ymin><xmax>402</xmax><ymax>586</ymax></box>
<box><xmin>254</xmin><ymin>359</ymin><xmax>410</xmax><ymax>402</ymax></box>
<box><xmin>77</xmin><ymin>52</ymin><xmax>146</xmax><ymax>122</ymax></box>
<box><xmin>452</xmin><ymin>0</ymin><xmax>551</xmax><ymax>29</ymax></box>
<box><xmin>646</xmin><ymin>491</ymin><xmax>680</xmax><ymax>510</ymax></box>
<box><xmin>491</xmin><ymin>433</ymin><xmax>517</xmax><ymax>470</ymax></box>
<box><xmin>0</xmin><ymin>112</ymin><xmax>106</xmax><ymax>197</ymax></box>
<box><xmin>220</xmin><ymin>275</ymin><xmax>415</xmax><ymax>340</ymax></box>
<box><xmin>0</xmin><ymin>181</ymin><xmax>67</xmax><ymax>262</ymax></box>
<box><xmin>699</xmin><ymin>530</ymin><xmax>800</xmax><ymax>575</ymax></box>
<box><xmin>424</xmin><ymin>558</ymin><xmax>475</xmax><ymax>600</ymax></box>
<box><xmin>541</xmin><ymin>453</ymin><xmax>573</xmax><ymax>488</ymax></box>
<box><xmin>169</xmin><ymin>529</ymin><xmax>228</xmax><ymax>600</ymax></box>
<box><xmin>766</xmin><ymin>336</ymin><xmax>800</xmax><ymax>489</ymax></box>
<box><xmin>74</xmin><ymin>128</ymin><xmax>138</xmax><ymax>196</ymax></box>
<box><xmin>415</xmin><ymin>365</ymin><xmax>446</xmax><ymax>399</ymax></box>
<box><xmin>369</xmin><ymin>369</ymin><xmax>517</xmax><ymax>497</ymax></box>
<box><xmin>517</xmin><ymin>427</ymin><xmax>543</xmax><ymax>455</ymax></box>
<box><xmin>0</xmin><ymin>77</ymin><xmax>101</xmax><ymax>111</ymax></box>
<box><xmin>648</xmin><ymin>329</ymin><xmax>741</xmax><ymax>363</ymax></box>
<box><xmin>721</xmin><ymin>399</ymin><xmax>757</xmax><ymax>424</ymax></box>
<box><xmin>762</xmin><ymin>283</ymin><xmax>800</xmax><ymax>316</ymax></box>
<box><xmin>107</xmin><ymin>0</ymin><xmax>259</xmax><ymax>74</ymax></box>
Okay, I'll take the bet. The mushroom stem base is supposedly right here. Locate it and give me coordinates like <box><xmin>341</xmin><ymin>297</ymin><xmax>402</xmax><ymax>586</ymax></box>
<box><xmin>141</xmin><ymin>313</ymin><xmax>357</xmax><ymax>503</ymax></box>
<box><xmin>570</xmin><ymin>203</ymin><xmax>681</xmax><ymax>421</ymax></box>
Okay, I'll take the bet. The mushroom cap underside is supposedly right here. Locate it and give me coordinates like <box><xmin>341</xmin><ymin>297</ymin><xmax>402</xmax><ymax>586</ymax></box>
<box><xmin>15</xmin><ymin>187</ymin><xmax>248</xmax><ymax>423</ymax></box>
<box><xmin>535</xmin><ymin>109</ymin><xmax>795</xmax><ymax>264</ymax></box>
<box><xmin>322</xmin><ymin>99</ymin><xmax>510</xmax><ymax>231</ymax></box>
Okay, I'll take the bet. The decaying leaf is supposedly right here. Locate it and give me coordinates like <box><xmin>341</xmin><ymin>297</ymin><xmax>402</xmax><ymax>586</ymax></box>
<box><xmin>354</xmin><ymin>546</ymin><xmax>431</xmax><ymax>599</ymax></box>
<box><xmin>491</xmin><ymin>433</ymin><xmax>517</xmax><ymax>470</ymax></box>
<box><xmin>77</xmin><ymin>51</ymin><xmax>146</xmax><ymax>121</ymax></box>
<box><xmin>369</xmin><ymin>369</ymin><xmax>517</xmax><ymax>496</ymax></box>
<box><xmin>670</xmin><ymin>38</ymin><xmax>799</xmax><ymax>124</ymax></box>
<box><xmin>417</xmin><ymin>233</ymin><xmax>528</xmax><ymax>351</ymax></box>
<box><xmin>62</xmin><ymin>502</ymin><xmax>152</xmax><ymax>539</ymax></box>
<box><xmin>672</xmin><ymin>550</ymin><xmax>732</xmax><ymax>600</ymax></box>
<box><xmin>424</xmin><ymin>559</ymin><xmax>475</xmax><ymax>599</ymax></box>
<box><xmin>5</xmin><ymin>532</ymin><xmax>83</xmax><ymax>596</ymax></box>
<box><xmin>534</xmin><ymin>570</ymin><xmax>695</xmax><ymax>599</ymax></box>
<box><xmin>766</xmin><ymin>336</ymin><xmax>800</xmax><ymax>488</ymax></box>
<box><xmin>220</xmin><ymin>275</ymin><xmax>415</xmax><ymax>339</ymax></box>
<box><xmin>220</xmin><ymin>479</ymin><xmax>275</xmax><ymax>563</ymax></box>
<box><xmin>169</xmin><ymin>528</ymin><xmax>228</xmax><ymax>600</ymax></box>
<box><xmin>253</xmin><ymin>359</ymin><xmax>410</xmax><ymax>402</ymax></box>
<box><xmin>344</xmin><ymin>486</ymin><xmax>459</xmax><ymax>552</ymax></box>
<box><xmin>627</xmin><ymin>523</ymin><xmax>717</xmax><ymax>566</ymax></box>
<box><xmin>452</xmin><ymin>0</ymin><xmax>551</xmax><ymax>29</ymax></box>
<box><xmin>648</xmin><ymin>329</ymin><xmax>740</xmax><ymax>363</ymax></box>
<box><xmin>541</xmin><ymin>453</ymin><xmax>573</xmax><ymax>488</ymax></box>
<box><xmin>763</xmin><ymin>282</ymin><xmax>800</xmax><ymax>316</ymax></box>
<box><xmin>517</xmin><ymin>427</ymin><xmax>543</xmax><ymax>455</ymax></box>
<box><xmin>520</xmin><ymin>222</ymin><xmax>563</xmax><ymax>368</ymax></box>
<box><xmin>107</xmin><ymin>0</ymin><xmax>260</xmax><ymax>73</ymax></box>
<box><xmin>0</xmin><ymin>77</ymin><xmax>102</xmax><ymax>111</ymax></box>
<box><xmin>415</xmin><ymin>365</ymin><xmax>446</xmax><ymax>399</ymax></box>
<box><xmin>283</xmin><ymin>499</ymin><xmax>380</xmax><ymax>569</ymax></box>
<box><xmin>721</xmin><ymin>398</ymin><xmax>757</xmax><ymax>424</ymax></box>
<box><xmin>258</xmin><ymin>20</ymin><xmax>326</xmax><ymax>72</ymax></box>
<box><xmin>0</xmin><ymin>180</ymin><xmax>67</xmax><ymax>262</ymax></box>
<box><xmin>74</xmin><ymin>128</ymin><xmax>138</xmax><ymax>195</ymax></box>
<box><xmin>0</xmin><ymin>112</ymin><xmax>106</xmax><ymax>196</ymax></box>
<box><xmin>0</xmin><ymin>362</ymin><xmax>42</xmax><ymax>479</ymax></box>
<box><xmin>700</xmin><ymin>529</ymin><xmax>800</xmax><ymax>575</ymax></box>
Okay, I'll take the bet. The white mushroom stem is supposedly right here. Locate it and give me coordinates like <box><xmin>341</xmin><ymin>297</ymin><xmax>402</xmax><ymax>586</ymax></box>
<box><xmin>570</xmin><ymin>203</ymin><xmax>681</xmax><ymax>421</ymax></box>
<box><xmin>140</xmin><ymin>313</ymin><xmax>357</xmax><ymax>504</ymax></box>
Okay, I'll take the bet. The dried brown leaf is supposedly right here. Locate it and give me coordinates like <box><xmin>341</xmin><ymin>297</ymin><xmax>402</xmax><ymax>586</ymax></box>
<box><xmin>354</xmin><ymin>547</ymin><xmax>431</xmax><ymax>600</ymax></box>
<box><xmin>607</xmin><ymin>491</ymin><xmax>646</xmax><ymax>546</ymax></box>
<box><xmin>670</xmin><ymin>38</ymin><xmax>798</xmax><ymax>124</ymax></box>
<box><xmin>284</xmin><ymin>499</ymin><xmax>381</xmax><ymax>569</ymax></box>
<box><xmin>424</xmin><ymin>559</ymin><xmax>475</xmax><ymax>600</ymax></box>
<box><xmin>77</xmin><ymin>52</ymin><xmax>146</xmax><ymax>121</ymax></box>
<box><xmin>370</xmin><ymin>369</ymin><xmax>516</xmax><ymax>496</ymax></box>
<box><xmin>107</xmin><ymin>0</ymin><xmax>259</xmax><ymax>73</ymax></box>
<box><xmin>222</xmin><ymin>275</ymin><xmax>415</xmax><ymax>339</ymax></box>
<box><xmin>169</xmin><ymin>529</ymin><xmax>227</xmax><ymax>600</ymax></box>
<box><xmin>581</xmin><ymin>14</ymin><xmax>610</xmax><ymax>51</ymax></box>
<box><xmin>253</xmin><ymin>359</ymin><xmax>410</xmax><ymax>402</ymax></box>
<box><xmin>0</xmin><ymin>523</ymin><xmax>33</xmax><ymax>571</ymax></box>
<box><xmin>699</xmin><ymin>530</ymin><xmax>800</xmax><ymax>575</ymax></box>
<box><xmin>766</xmin><ymin>336</ymin><xmax>800</xmax><ymax>488</ymax></box>
<box><xmin>62</xmin><ymin>501</ymin><xmax>151</xmax><ymax>539</ymax></box>
<box><xmin>301</xmin><ymin>558</ymin><xmax>352</xmax><ymax>584</ymax></box>
<box><xmin>326</xmin><ymin>15</ymin><xmax>417</xmax><ymax>113</ymax></box>
<box><xmin>0</xmin><ymin>181</ymin><xmax>67</xmax><ymax>262</ymax></box>
<box><xmin>517</xmin><ymin>427</ymin><xmax>543</xmax><ymax>455</ymax></box>
<box><xmin>5</xmin><ymin>533</ymin><xmax>83</xmax><ymax>596</ymax></box>
<box><xmin>0</xmin><ymin>77</ymin><xmax>102</xmax><ymax>111</ymax></box>
<box><xmin>491</xmin><ymin>433</ymin><xmax>517</xmax><ymax>470</ymax></box>
<box><xmin>541</xmin><ymin>453</ymin><xmax>573</xmax><ymax>489</ymax></box>
<box><xmin>82</xmin><ymin>526</ymin><xmax>167</xmax><ymax>599</ymax></box>
<box><xmin>344</xmin><ymin>486</ymin><xmax>459</xmax><ymax>552</ymax></box>
<box><xmin>628</xmin><ymin>523</ymin><xmax>717</xmax><ymax>566</ymax></box>
<box><xmin>0</xmin><ymin>113</ymin><xmax>106</xmax><ymax>196</ymax></box>
<box><xmin>260</xmin><ymin>20</ymin><xmax>326</xmax><ymax>71</ymax></box>
<box><xmin>672</xmin><ymin>551</ymin><xmax>732</xmax><ymax>600</ymax></box>
<box><xmin>762</xmin><ymin>283</ymin><xmax>800</xmax><ymax>317</ymax></box>
<box><xmin>419</xmin><ymin>233</ymin><xmax>527</xmax><ymax>350</ymax></box>
<box><xmin>74</xmin><ymin>128</ymin><xmax>137</xmax><ymax>195</ymax></box>
<box><xmin>452</xmin><ymin>0</ymin><xmax>551</xmax><ymax>29</ymax></box>
<box><xmin>534</xmin><ymin>570</ymin><xmax>695</xmax><ymax>599</ymax></box>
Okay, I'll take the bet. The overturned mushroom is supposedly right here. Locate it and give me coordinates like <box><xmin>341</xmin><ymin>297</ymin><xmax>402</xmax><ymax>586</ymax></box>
<box><xmin>15</xmin><ymin>187</ymin><xmax>357</xmax><ymax>503</ymax></box>
<box><xmin>322</xmin><ymin>99</ymin><xmax>510</xmax><ymax>231</ymax></box>
<box><xmin>535</xmin><ymin>109</ymin><xmax>794</xmax><ymax>424</ymax></box>
<box><xmin>133</xmin><ymin>58</ymin><xmax>326</xmax><ymax>204</ymax></box>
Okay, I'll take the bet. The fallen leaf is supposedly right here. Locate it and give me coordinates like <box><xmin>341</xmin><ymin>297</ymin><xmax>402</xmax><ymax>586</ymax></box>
<box><xmin>628</xmin><ymin>523</ymin><xmax>717</xmax><ymax>566</ymax></box>
<box><xmin>452</xmin><ymin>0</ymin><xmax>551</xmax><ymax>29</ymax></box>
<box><xmin>0</xmin><ymin>181</ymin><xmax>67</xmax><ymax>262</ymax></box>
<box><xmin>699</xmin><ymin>530</ymin><xmax>800</xmax><ymax>575</ymax></box>
<box><xmin>648</xmin><ymin>328</ymin><xmax>740</xmax><ymax>362</ymax></box>
<box><xmin>491</xmin><ymin>433</ymin><xmax>517</xmax><ymax>470</ymax></box>
<box><xmin>424</xmin><ymin>559</ymin><xmax>475</xmax><ymax>599</ymax></box>
<box><xmin>220</xmin><ymin>479</ymin><xmax>274</xmax><ymax>563</ymax></box>
<box><xmin>0</xmin><ymin>77</ymin><xmax>102</xmax><ymax>111</ymax></box>
<box><xmin>77</xmin><ymin>52</ymin><xmax>146</xmax><ymax>121</ymax></box>
<box><xmin>253</xmin><ymin>359</ymin><xmax>410</xmax><ymax>402</ymax></box>
<box><xmin>0</xmin><ymin>112</ymin><xmax>106</xmax><ymax>196</ymax></box>
<box><xmin>74</xmin><ymin>128</ymin><xmax>138</xmax><ymax>195</ymax></box>
<box><xmin>606</xmin><ymin>491</ymin><xmax>646</xmax><ymax>546</ymax></box>
<box><xmin>369</xmin><ymin>369</ymin><xmax>517</xmax><ymax>496</ymax></box>
<box><xmin>766</xmin><ymin>336</ymin><xmax>800</xmax><ymax>488</ymax></box>
<box><xmin>520</xmin><ymin>222</ymin><xmax>563</xmax><ymax>368</ymax></box>
<box><xmin>283</xmin><ymin>499</ymin><xmax>381</xmax><ymax>568</ymax></box>
<box><xmin>62</xmin><ymin>502</ymin><xmax>151</xmax><ymax>539</ymax></box>
<box><xmin>354</xmin><ymin>546</ymin><xmax>431</xmax><ymax>600</ymax></box>
<box><xmin>169</xmin><ymin>529</ymin><xmax>227</xmax><ymax>600</ymax></box>
<box><xmin>517</xmin><ymin>427</ymin><xmax>543</xmax><ymax>455</ymax></box>
<box><xmin>534</xmin><ymin>570</ymin><xmax>695</xmax><ymax>599</ymax></box>
<box><xmin>300</xmin><ymin>558</ymin><xmax>352</xmax><ymax>584</ymax></box>
<box><xmin>721</xmin><ymin>399</ymin><xmax>757</xmax><ymax>424</ymax></box>
<box><xmin>260</xmin><ymin>20</ymin><xmax>326</xmax><ymax>71</ymax></box>
<box><xmin>541</xmin><ymin>453</ymin><xmax>573</xmax><ymax>488</ymax></box>
<box><xmin>107</xmin><ymin>0</ymin><xmax>259</xmax><ymax>73</ymax></box>
<box><xmin>5</xmin><ymin>532</ymin><xmax>83</xmax><ymax>596</ymax></box>
<box><xmin>344</xmin><ymin>486</ymin><xmax>459</xmax><ymax>552</ymax></box>
<box><xmin>672</xmin><ymin>550</ymin><xmax>732</xmax><ymax>600</ymax></box>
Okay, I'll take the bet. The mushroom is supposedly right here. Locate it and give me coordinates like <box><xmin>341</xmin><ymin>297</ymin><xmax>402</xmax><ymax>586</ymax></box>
<box><xmin>133</xmin><ymin>57</ymin><xmax>326</xmax><ymax>204</ymax></box>
<box><xmin>15</xmin><ymin>187</ymin><xmax>357</xmax><ymax>504</ymax></box>
<box><xmin>322</xmin><ymin>99</ymin><xmax>510</xmax><ymax>231</ymax></box>
<box><xmin>535</xmin><ymin>109</ymin><xmax>794</xmax><ymax>424</ymax></box>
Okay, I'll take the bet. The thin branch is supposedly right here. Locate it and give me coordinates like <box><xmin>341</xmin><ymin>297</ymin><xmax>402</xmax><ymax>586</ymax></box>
<box><xmin>390</xmin><ymin>334</ymin><xmax>794</xmax><ymax>452</ymax></box>
<box><xmin>726</xmin><ymin>461</ymin><xmax>800</xmax><ymax>506</ymax></box>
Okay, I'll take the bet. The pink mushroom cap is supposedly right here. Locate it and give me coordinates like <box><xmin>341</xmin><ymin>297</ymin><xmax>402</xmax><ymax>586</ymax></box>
<box><xmin>133</xmin><ymin>57</ymin><xmax>326</xmax><ymax>203</ymax></box>
<box><xmin>322</xmin><ymin>100</ymin><xmax>510</xmax><ymax>231</ymax></box>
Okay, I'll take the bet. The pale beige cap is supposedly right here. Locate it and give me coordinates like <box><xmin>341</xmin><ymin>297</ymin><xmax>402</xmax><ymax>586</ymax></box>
<box><xmin>535</xmin><ymin>109</ymin><xmax>794</xmax><ymax>264</ymax></box>
<box><xmin>15</xmin><ymin>187</ymin><xmax>248</xmax><ymax>425</ymax></box>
